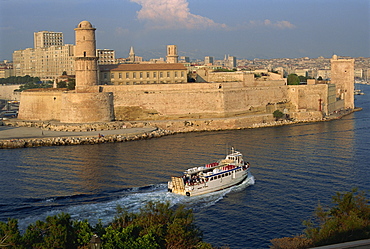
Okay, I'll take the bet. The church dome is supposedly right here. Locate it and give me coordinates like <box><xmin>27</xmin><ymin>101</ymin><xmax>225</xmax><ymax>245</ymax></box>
<box><xmin>77</xmin><ymin>21</ymin><xmax>93</xmax><ymax>29</ymax></box>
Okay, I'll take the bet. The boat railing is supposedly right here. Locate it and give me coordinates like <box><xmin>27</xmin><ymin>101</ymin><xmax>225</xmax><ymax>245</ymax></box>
<box><xmin>184</xmin><ymin>160</ymin><xmax>232</xmax><ymax>175</ymax></box>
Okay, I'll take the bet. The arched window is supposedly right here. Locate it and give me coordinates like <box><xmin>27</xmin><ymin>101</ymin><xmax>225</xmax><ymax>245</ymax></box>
<box><xmin>84</xmin><ymin>51</ymin><xmax>86</xmax><ymax>57</ymax></box>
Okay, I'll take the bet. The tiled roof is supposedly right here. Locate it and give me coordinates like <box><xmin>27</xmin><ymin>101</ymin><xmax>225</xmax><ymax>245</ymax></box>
<box><xmin>99</xmin><ymin>63</ymin><xmax>187</xmax><ymax>72</ymax></box>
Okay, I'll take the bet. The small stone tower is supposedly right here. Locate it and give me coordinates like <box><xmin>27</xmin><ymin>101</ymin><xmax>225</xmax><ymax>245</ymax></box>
<box><xmin>74</xmin><ymin>21</ymin><xmax>98</xmax><ymax>92</ymax></box>
<box><xmin>166</xmin><ymin>45</ymin><xmax>178</xmax><ymax>63</ymax></box>
<box><xmin>330</xmin><ymin>55</ymin><xmax>355</xmax><ymax>109</ymax></box>
<box><xmin>129</xmin><ymin>46</ymin><xmax>135</xmax><ymax>62</ymax></box>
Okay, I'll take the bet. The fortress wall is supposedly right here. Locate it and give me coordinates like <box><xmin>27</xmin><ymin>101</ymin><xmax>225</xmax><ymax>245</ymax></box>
<box><xmin>290</xmin><ymin>111</ymin><xmax>323</xmax><ymax>121</ymax></box>
<box><xmin>290</xmin><ymin>84</ymin><xmax>328</xmax><ymax>112</ymax></box>
<box><xmin>0</xmin><ymin>85</ymin><xmax>22</xmax><ymax>100</ymax></box>
<box><xmin>18</xmin><ymin>91</ymin><xmax>63</xmax><ymax>120</ymax></box>
<box><xmin>223</xmin><ymin>86</ymin><xmax>291</xmax><ymax>114</ymax></box>
<box><xmin>327</xmin><ymin>84</ymin><xmax>339</xmax><ymax>114</ymax></box>
<box><xmin>102</xmin><ymin>82</ymin><xmax>243</xmax><ymax>92</ymax></box>
<box><xmin>150</xmin><ymin>114</ymin><xmax>275</xmax><ymax>132</ymax></box>
<box><xmin>246</xmin><ymin>79</ymin><xmax>286</xmax><ymax>87</ymax></box>
<box><xmin>60</xmin><ymin>92</ymin><xmax>114</xmax><ymax>123</ymax></box>
<box><xmin>111</xmin><ymin>87</ymin><xmax>225</xmax><ymax>120</ymax></box>
<box><xmin>207</xmin><ymin>72</ymin><xmax>247</xmax><ymax>83</ymax></box>
<box><xmin>103</xmin><ymin>83</ymin><xmax>296</xmax><ymax>120</ymax></box>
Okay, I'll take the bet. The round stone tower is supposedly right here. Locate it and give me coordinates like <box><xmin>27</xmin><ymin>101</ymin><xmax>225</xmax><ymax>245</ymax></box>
<box><xmin>60</xmin><ymin>21</ymin><xmax>114</xmax><ymax>123</ymax></box>
<box><xmin>74</xmin><ymin>21</ymin><xmax>98</xmax><ymax>92</ymax></box>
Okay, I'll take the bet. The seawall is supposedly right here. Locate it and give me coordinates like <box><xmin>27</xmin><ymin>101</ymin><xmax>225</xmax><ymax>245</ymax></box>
<box><xmin>0</xmin><ymin>128</ymin><xmax>174</xmax><ymax>149</ymax></box>
<box><xmin>0</xmin><ymin>109</ymin><xmax>357</xmax><ymax>149</ymax></box>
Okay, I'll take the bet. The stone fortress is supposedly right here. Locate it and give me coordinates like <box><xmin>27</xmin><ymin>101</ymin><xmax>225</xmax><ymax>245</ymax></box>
<box><xmin>18</xmin><ymin>21</ymin><xmax>355</xmax><ymax>128</ymax></box>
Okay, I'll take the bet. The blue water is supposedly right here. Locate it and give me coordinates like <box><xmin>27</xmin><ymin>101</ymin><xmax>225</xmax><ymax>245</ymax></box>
<box><xmin>1</xmin><ymin>84</ymin><xmax>369</xmax><ymax>248</ymax></box>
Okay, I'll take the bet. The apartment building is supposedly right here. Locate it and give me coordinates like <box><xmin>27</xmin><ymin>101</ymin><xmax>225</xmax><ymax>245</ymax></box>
<box><xmin>97</xmin><ymin>49</ymin><xmax>116</xmax><ymax>65</ymax></box>
<box><xmin>13</xmin><ymin>31</ymin><xmax>116</xmax><ymax>81</ymax></box>
<box><xmin>13</xmin><ymin>45</ymin><xmax>75</xmax><ymax>80</ymax></box>
<box><xmin>34</xmin><ymin>31</ymin><xmax>64</xmax><ymax>49</ymax></box>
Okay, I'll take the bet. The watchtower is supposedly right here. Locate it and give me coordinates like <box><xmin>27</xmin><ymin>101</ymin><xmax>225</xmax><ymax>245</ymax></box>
<box><xmin>74</xmin><ymin>21</ymin><xmax>98</xmax><ymax>92</ymax></box>
<box><xmin>166</xmin><ymin>45</ymin><xmax>178</xmax><ymax>63</ymax></box>
<box><xmin>330</xmin><ymin>55</ymin><xmax>355</xmax><ymax>109</ymax></box>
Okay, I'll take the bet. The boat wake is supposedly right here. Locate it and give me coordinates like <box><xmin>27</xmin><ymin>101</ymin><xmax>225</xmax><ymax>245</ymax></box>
<box><xmin>18</xmin><ymin>174</ymin><xmax>255</xmax><ymax>231</ymax></box>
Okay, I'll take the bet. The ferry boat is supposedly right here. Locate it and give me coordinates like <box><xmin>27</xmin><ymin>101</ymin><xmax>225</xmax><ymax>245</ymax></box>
<box><xmin>168</xmin><ymin>148</ymin><xmax>250</xmax><ymax>196</ymax></box>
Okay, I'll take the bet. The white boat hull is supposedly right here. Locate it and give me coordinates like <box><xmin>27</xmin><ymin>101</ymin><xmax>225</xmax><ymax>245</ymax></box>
<box><xmin>168</xmin><ymin>148</ymin><xmax>251</xmax><ymax>197</ymax></box>
<box><xmin>181</xmin><ymin>168</ymin><xmax>249</xmax><ymax>196</ymax></box>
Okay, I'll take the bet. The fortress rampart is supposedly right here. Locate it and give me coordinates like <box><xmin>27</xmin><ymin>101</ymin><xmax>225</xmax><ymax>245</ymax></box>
<box><xmin>102</xmin><ymin>82</ymin><xmax>294</xmax><ymax>121</ymax></box>
<box><xmin>17</xmin><ymin>79</ymin><xmax>345</xmax><ymax>123</ymax></box>
<box><xmin>60</xmin><ymin>92</ymin><xmax>114</xmax><ymax>123</ymax></box>
<box><xmin>18</xmin><ymin>90</ymin><xmax>63</xmax><ymax>120</ymax></box>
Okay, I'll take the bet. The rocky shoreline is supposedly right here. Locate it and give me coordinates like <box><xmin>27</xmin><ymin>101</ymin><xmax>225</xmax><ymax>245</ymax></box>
<box><xmin>0</xmin><ymin>128</ymin><xmax>174</xmax><ymax>149</ymax></box>
<box><xmin>0</xmin><ymin>108</ymin><xmax>359</xmax><ymax>149</ymax></box>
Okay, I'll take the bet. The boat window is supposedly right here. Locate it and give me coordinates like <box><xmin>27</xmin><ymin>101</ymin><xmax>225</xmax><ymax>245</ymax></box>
<box><xmin>218</xmin><ymin>175</ymin><xmax>221</xmax><ymax>179</ymax></box>
<box><xmin>210</xmin><ymin>177</ymin><xmax>213</xmax><ymax>181</ymax></box>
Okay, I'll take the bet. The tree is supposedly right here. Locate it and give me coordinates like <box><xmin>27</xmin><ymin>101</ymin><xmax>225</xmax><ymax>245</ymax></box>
<box><xmin>287</xmin><ymin>74</ymin><xmax>300</xmax><ymax>85</ymax></box>
<box><xmin>0</xmin><ymin>202</ymin><xmax>214</xmax><ymax>248</ymax></box>
<box><xmin>0</xmin><ymin>75</ymin><xmax>40</xmax><ymax>85</ymax></box>
<box><xmin>103</xmin><ymin>201</ymin><xmax>209</xmax><ymax>249</ymax></box>
<box><xmin>67</xmin><ymin>78</ymin><xmax>76</xmax><ymax>90</ymax></box>
<box><xmin>273</xmin><ymin>110</ymin><xmax>285</xmax><ymax>120</ymax></box>
<box><xmin>298</xmin><ymin>76</ymin><xmax>307</xmax><ymax>83</ymax></box>
<box><xmin>17</xmin><ymin>81</ymin><xmax>52</xmax><ymax>91</ymax></box>
<box><xmin>22</xmin><ymin>213</ymin><xmax>77</xmax><ymax>249</ymax></box>
<box><xmin>303</xmin><ymin>188</ymin><xmax>370</xmax><ymax>247</ymax></box>
<box><xmin>271</xmin><ymin>188</ymin><xmax>370</xmax><ymax>249</ymax></box>
<box><xmin>0</xmin><ymin>219</ymin><xmax>23</xmax><ymax>248</ymax></box>
<box><xmin>57</xmin><ymin>80</ymin><xmax>67</xmax><ymax>88</ymax></box>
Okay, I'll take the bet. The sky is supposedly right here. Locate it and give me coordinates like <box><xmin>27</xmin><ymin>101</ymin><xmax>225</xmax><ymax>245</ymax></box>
<box><xmin>0</xmin><ymin>0</ymin><xmax>369</xmax><ymax>61</ymax></box>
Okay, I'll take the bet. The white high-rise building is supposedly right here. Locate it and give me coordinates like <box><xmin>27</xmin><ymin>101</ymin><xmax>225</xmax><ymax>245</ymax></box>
<box><xmin>34</xmin><ymin>31</ymin><xmax>64</xmax><ymax>49</ymax></box>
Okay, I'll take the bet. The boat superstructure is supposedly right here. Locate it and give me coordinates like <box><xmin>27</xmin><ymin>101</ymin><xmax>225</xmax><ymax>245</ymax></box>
<box><xmin>168</xmin><ymin>148</ymin><xmax>250</xmax><ymax>196</ymax></box>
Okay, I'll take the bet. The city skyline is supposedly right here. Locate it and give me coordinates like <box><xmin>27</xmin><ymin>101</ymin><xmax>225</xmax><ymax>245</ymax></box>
<box><xmin>0</xmin><ymin>0</ymin><xmax>369</xmax><ymax>61</ymax></box>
